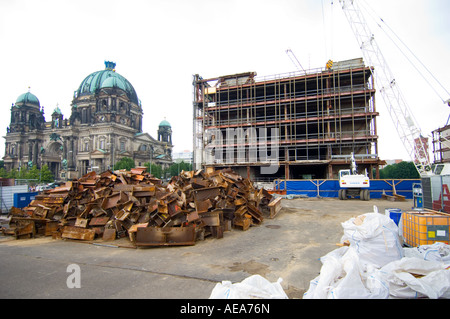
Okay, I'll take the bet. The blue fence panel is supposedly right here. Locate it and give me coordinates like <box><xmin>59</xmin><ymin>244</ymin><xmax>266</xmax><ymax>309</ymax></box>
<box><xmin>320</xmin><ymin>180</ymin><xmax>341</xmax><ymax>198</ymax></box>
<box><xmin>368</xmin><ymin>180</ymin><xmax>419</xmax><ymax>199</ymax></box>
<box><xmin>286</xmin><ymin>180</ymin><xmax>318</xmax><ymax>197</ymax></box>
<box><xmin>277</xmin><ymin>179</ymin><xmax>420</xmax><ymax>199</ymax></box>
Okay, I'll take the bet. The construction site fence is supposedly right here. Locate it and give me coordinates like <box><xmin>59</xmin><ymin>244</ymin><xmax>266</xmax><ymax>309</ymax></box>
<box><xmin>273</xmin><ymin>179</ymin><xmax>421</xmax><ymax>199</ymax></box>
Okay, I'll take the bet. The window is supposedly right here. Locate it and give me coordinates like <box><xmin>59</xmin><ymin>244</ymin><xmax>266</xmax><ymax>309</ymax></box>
<box><xmin>100</xmin><ymin>139</ymin><xmax>105</xmax><ymax>150</ymax></box>
<box><xmin>120</xmin><ymin>141</ymin><xmax>125</xmax><ymax>152</ymax></box>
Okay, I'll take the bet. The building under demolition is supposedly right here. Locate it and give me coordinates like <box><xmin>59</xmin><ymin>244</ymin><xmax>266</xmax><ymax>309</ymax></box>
<box><xmin>193</xmin><ymin>58</ymin><xmax>385</xmax><ymax>181</ymax></box>
<box><xmin>432</xmin><ymin>125</ymin><xmax>450</xmax><ymax>165</ymax></box>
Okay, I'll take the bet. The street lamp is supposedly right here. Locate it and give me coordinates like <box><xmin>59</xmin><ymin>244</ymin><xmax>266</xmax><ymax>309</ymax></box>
<box><xmin>106</xmin><ymin>141</ymin><xmax>116</xmax><ymax>171</ymax></box>
<box><xmin>149</xmin><ymin>145</ymin><xmax>154</xmax><ymax>175</ymax></box>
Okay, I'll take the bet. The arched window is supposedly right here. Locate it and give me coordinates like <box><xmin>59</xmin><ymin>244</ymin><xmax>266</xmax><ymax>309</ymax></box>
<box><xmin>120</xmin><ymin>139</ymin><xmax>126</xmax><ymax>152</ymax></box>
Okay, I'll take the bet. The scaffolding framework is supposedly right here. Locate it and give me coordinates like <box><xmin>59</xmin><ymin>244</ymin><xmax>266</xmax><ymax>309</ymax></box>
<box><xmin>433</xmin><ymin>125</ymin><xmax>450</xmax><ymax>164</ymax></box>
<box><xmin>193</xmin><ymin>60</ymin><xmax>384</xmax><ymax>180</ymax></box>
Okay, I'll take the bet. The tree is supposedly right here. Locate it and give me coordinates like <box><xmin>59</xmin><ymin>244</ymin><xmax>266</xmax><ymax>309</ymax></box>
<box><xmin>167</xmin><ymin>161</ymin><xmax>192</xmax><ymax>177</ymax></box>
<box><xmin>144</xmin><ymin>162</ymin><xmax>162</xmax><ymax>178</ymax></box>
<box><xmin>0</xmin><ymin>165</ymin><xmax>54</xmax><ymax>183</ymax></box>
<box><xmin>27</xmin><ymin>165</ymin><xmax>41</xmax><ymax>181</ymax></box>
<box><xmin>0</xmin><ymin>167</ymin><xmax>7</xmax><ymax>178</ymax></box>
<box><xmin>379</xmin><ymin>161</ymin><xmax>420</xmax><ymax>179</ymax></box>
<box><xmin>39</xmin><ymin>165</ymin><xmax>54</xmax><ymax>183</ymax></box>
<box><xmin>114</xmin><ymin>157</ymin><xmax>135</xmax><ymax>171</ymax></box>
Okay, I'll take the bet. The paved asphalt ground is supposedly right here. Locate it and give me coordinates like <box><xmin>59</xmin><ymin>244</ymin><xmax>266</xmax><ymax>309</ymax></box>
<box><xmin>0</xmin><ymin>198</ymin><xmax>414</xmax><ymax>300</ymax></box>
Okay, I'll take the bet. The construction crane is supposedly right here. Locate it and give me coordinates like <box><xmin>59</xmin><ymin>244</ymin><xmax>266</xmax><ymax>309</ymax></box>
<box><xmin>338</xmin><ymin>0</ymin><xmax>435</xmax><ymax>176</ymax></box>
<box><xmin>286</xmin><ymin>49</ymin><xmax>306</xmax><ymax>73</ymax></box>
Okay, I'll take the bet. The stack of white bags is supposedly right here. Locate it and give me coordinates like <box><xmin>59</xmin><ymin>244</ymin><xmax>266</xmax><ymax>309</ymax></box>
<box><xmin>303</xmin><ymin>207</ymin><xmax>450</xmax><ymax>299</ymax></box>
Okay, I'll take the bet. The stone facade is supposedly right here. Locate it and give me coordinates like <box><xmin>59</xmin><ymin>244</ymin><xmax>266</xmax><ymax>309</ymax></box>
<box><xmin>3</xmin><ymin>62</ymin><xmax>172</xmax><ymax>179</ymax></box>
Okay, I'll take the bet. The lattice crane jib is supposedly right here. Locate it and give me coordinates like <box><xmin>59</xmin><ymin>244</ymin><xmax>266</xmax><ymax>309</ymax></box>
<box><xmin>339</xmin><ymin>0</ymin><xmax>433</xmax><ymax>176</ymax></box>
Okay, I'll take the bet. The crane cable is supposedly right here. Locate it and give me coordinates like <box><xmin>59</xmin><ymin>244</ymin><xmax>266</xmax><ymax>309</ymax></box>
<box><xmin>359</xmin><ymin>0</ymin><xmax>450</xmax><ymax>104</ymax></box>
<box><xmin>321</xmin><ymin>0</ymin><xmax>336</xmax><ymax>62</ymax></box>
<box><xmin>321</xmin><ymin>0</ymin><xmax>328</xmax><ymax>60</ymax></box>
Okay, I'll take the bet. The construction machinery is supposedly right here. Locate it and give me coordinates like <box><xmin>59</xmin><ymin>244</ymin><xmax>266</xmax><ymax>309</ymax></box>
<box><xmin>338</xmin><ymin>153</ymin><xmax>370</xmax><ymax>200</ymax></box>
<box><xmin>339</xmin><ymin>0</ymin><xmax>450</xmax><ymax>213</ymax></box>
<box><xmin>339</xmin><ymin>0</ymin><xmax>435</xmax><ymax>177</ymax></box>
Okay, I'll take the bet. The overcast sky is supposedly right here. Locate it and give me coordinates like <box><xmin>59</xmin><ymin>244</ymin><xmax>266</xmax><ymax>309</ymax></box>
<box><xmin>1</xmin><ymin>0</ymin><xmax>449</xmax><ymax>162</ymax></box>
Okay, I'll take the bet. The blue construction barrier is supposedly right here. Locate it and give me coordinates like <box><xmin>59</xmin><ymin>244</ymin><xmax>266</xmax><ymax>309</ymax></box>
<box><xmin>274</xmin><ymin>180</ymin><xmax>420</xmax><ymax>199</ymax></box>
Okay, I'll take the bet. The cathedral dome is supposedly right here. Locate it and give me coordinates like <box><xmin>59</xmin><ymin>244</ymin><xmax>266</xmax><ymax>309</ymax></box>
<box><xmin>159</xmin><ymin>119</ymin><xmax>171</xmax><ymax>127</ymax></box>
<box><xmin>75</xmin><ymin>61</ymin><xmax>139</xmax><ymax>105</ymax></box>
<box><xmin>15</xmin><ymin>91</ymin><xmax>40</xmax><ymax>108</ymax></box>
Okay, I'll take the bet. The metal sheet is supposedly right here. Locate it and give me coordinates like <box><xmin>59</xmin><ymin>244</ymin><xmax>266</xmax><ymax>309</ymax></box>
<box><xmin>194</xmin><ymin>187</ymin><xmax>221</xmax><ymax>201</ymax></box>
<box><xmin>135</xmin><ymin>226</ymin><xmax>196</xmax><ymax>246</ymax></box>
<box><xmin>268</xmin><ymin>197</ymin><xmax>282</xmax><ymax>219</ymax></box>
<box><xmin>89</xmin><ymin>216</ymin><xmax>110</xmax><ymax>226</ymax></box>
<box><xmin>62</xmin><ymin>226</ymin><xmax>95</xmax><ymax>241</ymax></box>
<box><xmin>201</xmin><ymin>211</ymin><xmax>221</xmax><ymax>226</ymax></box>
<box><xmin>102</xmin><ymin>228</ymin><xmax>116</xmax><ymax>241</ymax></box>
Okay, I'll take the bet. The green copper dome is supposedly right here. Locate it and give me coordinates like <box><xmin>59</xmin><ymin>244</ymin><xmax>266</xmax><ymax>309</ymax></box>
<box><xmin>75</xmin><ymin>61</ymin><xmax>139</xmax><ymax>105</ymax></box>
<box><xmin>159</xmin><ymin>119</ymin><xmax>171</xmax><ymax>127</ymax></box>
<box><xmin>16</xmin><ymin>91</ymin><xmax>40</xmax><ymax>108</ymax></box>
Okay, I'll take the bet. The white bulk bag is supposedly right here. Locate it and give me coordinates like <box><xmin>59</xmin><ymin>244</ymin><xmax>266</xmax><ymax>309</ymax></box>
<box><xmin>209</xmin><ymin>275</ymin><xmax>288</xmax><ymax>299</ymax></box>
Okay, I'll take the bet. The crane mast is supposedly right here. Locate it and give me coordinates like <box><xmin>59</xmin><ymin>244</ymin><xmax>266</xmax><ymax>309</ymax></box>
<box><xmin>339</xmin><ymin>0</ymin><xmax>433</xmax><ymax>176</ymax></box>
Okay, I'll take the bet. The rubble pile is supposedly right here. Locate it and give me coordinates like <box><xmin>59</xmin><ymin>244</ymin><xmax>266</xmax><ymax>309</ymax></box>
<box><xmin>3</xmin><ymin>167</ymin><xmax>280</xmax><ymax>247</ymax></box>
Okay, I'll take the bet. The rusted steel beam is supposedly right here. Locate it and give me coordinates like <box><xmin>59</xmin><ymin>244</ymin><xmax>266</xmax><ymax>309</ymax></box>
<box><xmin>62</xmin><ymin>226</ymin><xmax>95</xmax><ymax>241</ymax></box>
<box><xmin>135</xmin><ymin>226</ymin><xmax>196</xmax><ymax>246</ymax></box>
<box><xmin>5</xmin><ymin>166</ymin><xmax>279</xmax><ymax>247</ymax></box>
<box><xmin>268</xmin><ymin>197</ymin><xmax>282</xmax><ymax>219</ymax></box>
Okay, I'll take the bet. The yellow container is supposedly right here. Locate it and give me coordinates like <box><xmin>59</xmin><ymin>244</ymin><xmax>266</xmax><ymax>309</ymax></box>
<box><xmin>402</xmin><ymin>211</ymin><xmax>450</xmax><ymax>247</ymax></box>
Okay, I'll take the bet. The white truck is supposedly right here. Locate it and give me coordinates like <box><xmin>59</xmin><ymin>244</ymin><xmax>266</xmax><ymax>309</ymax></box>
<box><xmin>338</xmin><ymin>153</ymin><xmax>370</xmax><ymax>201</ymax></box>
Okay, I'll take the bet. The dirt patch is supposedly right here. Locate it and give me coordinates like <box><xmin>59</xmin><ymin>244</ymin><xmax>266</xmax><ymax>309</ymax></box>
<box><xmin>284</xmin><ymin>285</ymin><xmax>304</xmax><ymax>299</ymax></box>
<box><xmin>0</xmin><ymin>237</ymin><xmax>54</xmax><ymax>247</ymax></box>
<box><xmin>228</xmin><ymin>260</ymin><xmax>270</xmax><ymax>277</ymax></box>
<box><xmin>279</xmin><ymin>208</ymin><xmax>297</xmax><ymax>214</ymax></box>
<box><xmin>265</xmin><ymin>225</ymin><xmax>281</xmax><ymax>229</ymax></box>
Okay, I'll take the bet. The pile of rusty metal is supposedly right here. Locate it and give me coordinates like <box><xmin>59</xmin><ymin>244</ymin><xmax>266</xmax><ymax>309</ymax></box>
<box><xmin>2</xmin><ymin>167</ymin><xmax>281</xmax><ymax>247</ymax></box>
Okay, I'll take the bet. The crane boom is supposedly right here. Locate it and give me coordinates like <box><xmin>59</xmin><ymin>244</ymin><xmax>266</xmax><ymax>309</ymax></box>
<box><xmin>286</xmin><ymin>49</ymin><xmax>306</xmax><ymax>73</ymax></box>
<box><xmin>339</xmin><ymin>0</ymin><xmax>433</xmax><ymax>176</ymax></box>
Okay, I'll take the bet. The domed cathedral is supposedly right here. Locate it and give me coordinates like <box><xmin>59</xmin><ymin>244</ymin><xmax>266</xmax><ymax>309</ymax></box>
<box><xmin>3</xmin><ymin>61</ymin><xmax>173</xmax><ymax>179</ymax></box>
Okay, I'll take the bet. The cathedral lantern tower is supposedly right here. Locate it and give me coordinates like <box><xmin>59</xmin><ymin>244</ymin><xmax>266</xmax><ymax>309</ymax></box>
<box><xmin>158</xmin><ymin>119</ymin><xmax>172</xmax><ymax>144</ymax></box>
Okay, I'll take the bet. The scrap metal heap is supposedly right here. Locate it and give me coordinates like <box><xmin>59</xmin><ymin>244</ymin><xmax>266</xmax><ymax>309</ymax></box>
<box><xmin>3</xmin><ymin>167</ymin><xmax>280</xmax><ymax>247</ymax></box>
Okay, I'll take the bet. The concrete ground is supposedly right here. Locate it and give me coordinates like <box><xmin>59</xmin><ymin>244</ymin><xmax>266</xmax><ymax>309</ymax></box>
<box><xmin>0</xmin><ymin>197</ymin><xmax>414</xmax><ymax>299</ymax></box>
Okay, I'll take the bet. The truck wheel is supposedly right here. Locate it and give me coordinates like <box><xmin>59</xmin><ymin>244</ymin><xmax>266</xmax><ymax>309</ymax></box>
<box><xmin>364</xmin><ymin>189</ymin><xmax>370</xmax><ymax>201</ymax></box>
<box><xmin>339</xmin><ymin>189</ymin><xmax>343</xmax><ymax>200</ymax></box>
<box><xmin>342</xmin><ymin>189</ymin><xmax>348</xmax><ymax>200</ymax></box>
